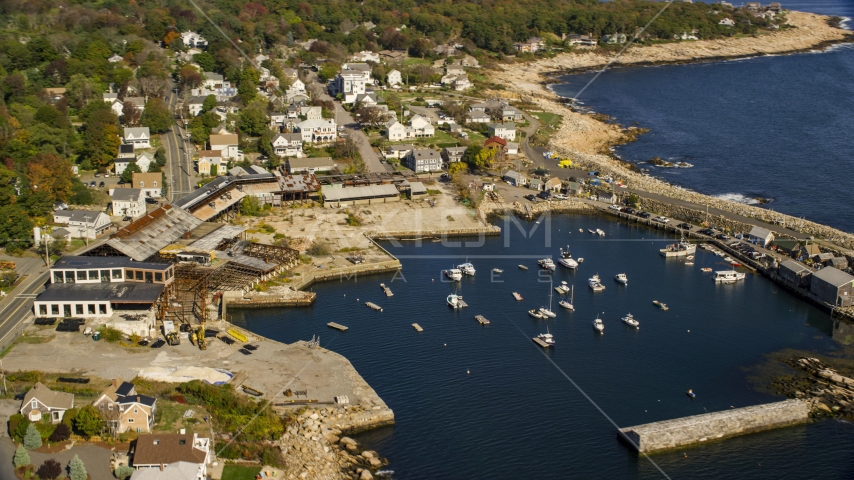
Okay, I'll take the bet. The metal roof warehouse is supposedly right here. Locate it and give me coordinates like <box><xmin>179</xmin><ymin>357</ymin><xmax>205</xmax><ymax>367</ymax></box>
<box><xmin>322</xmin><ymin>184</ymin><xmax>400</xmax><ymax>206</ymax></box>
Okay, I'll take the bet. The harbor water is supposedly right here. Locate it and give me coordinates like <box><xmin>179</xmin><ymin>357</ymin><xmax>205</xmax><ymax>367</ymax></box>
<box><xmin>550</xmin><ymin>0</ymin><xmax>854</xmax><ymax>232</ymax></box>
<box><xmin>232</xmin><ymin>214</ymin><xmax>854</xmax><ymax>479</ymax></box>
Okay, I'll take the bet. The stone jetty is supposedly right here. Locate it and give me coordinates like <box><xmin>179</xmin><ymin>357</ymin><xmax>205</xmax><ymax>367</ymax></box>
<box><xmin>618</xmin><ymin>399</ymin><xmax>811</xmax><ymax>454</ymax></box>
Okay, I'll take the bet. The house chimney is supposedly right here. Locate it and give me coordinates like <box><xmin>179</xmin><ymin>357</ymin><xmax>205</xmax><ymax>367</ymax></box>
<box><xmin>112</xmin><ymin>379</ymin><xmax>118</xmax><ymax>387</ymax></box>
<box><xmin>137</xmin><ymin>396</ymin><xmax>140</xmax><ymax>402</ymax></box>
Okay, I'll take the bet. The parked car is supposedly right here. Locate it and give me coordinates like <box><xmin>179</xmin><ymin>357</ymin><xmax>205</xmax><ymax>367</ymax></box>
<box><xmin>94</xmin><ymin>173</ymin><xmax>100</xmax><ymax>178</ymax></box>
<box><xmin>698</xmin><ymin>228</ymin><xmax>715</xmax><ymax>236</ymax></box>
<box><xmin>638</xmin><ymin>212</ymin><xmax>652</xmax><ymax>219</ymax></box>
<box><xmin>625</xmin><ymin>208</ymin><xmax>638</xmax><ymax>215</ymax></box>
<box><xmin>523</xmin><ymin>194</ymin><xmax>536</xmax><ymax>201</ymax></box>
<box><xmin>553</xmin><ymin>194</ymin><xmax>568</xmax><ymax>200</ymax></box>
<box><xmin>608</xmin><ymin>205</ymin><xmax>622</xmax><ymax>211</ymax></box>
<box><xmin>98</xmin><ymin>181</ymin><xmax>105</xmax><ymax>188</ymax></box>
<box><xmin>88</xmin><ymin>181</ymin><xmax>96</xmax><ymax>187</ymax></box>
<box><xmin>676</xmin><ymin>223</ymin><xmax>692</xmax><ymax>230</ymax></box>
<box><xmin>537</xmin><ymin>190</ymin><xmax>552</xmax><ymax>200</ymax></box>
<box><xmin>715</xmin><ymin>233</ymin><xmax>731</xmax><ymax>240</ymax></box>
<box><xmin>652</xmin><ymin>216</ymin><xmax>669</xmax><ymax>224</ymax></box>
<box><xmin>150</xmin><ymin>339</ymin><xmax>165</xmax><ymax>348</ymax></box>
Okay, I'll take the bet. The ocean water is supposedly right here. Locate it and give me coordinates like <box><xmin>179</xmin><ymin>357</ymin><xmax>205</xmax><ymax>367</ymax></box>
<box><xmin>550</xmin><ymin>0</ymin><xmax>854</xmax><ymax>232</ymax></box>
<box><xmin>233</xmin><ymin>214</ymin><xmax>854</xmax><ymax>478</ymax></box>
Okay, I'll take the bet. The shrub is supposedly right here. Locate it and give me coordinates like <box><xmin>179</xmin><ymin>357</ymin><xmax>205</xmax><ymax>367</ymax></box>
<box><xmin>8</xmin><ymin>414</ymin><xmax>27</xmax><ymax>441</ymax></box>
<box><xmin>13</xmin><ymin>444</ymin><xmax>29</xmax><ymax>468</ymax></box>
<box><xmin>261</xmin><ymin>447</ymin><xmax>286</xmax><ymax>468</ymax></box>
<box><xmin>23</xmin><ymin>423</ymin><xmax>42</xmax><ymax>450</ymax></box>
<box><xmin>36</xmin><ymin>458</ymin><xmax>62</xmax><ymax>480</ymax></box>
<box><xmin>114</xmin><ymin>465</ymin><xmax>134</xmax><ymax>480</ymax></box>
<box><xmin>258</xmin><ymin>223</ymin><xmax>275</xmax><ymax>234</ymax></box>
<box><xmin>98</xmin><ymin>325</ymin><xmax>124</xmax><ymax>343</ymax></box>
<box><xmin>49</xmin><ymin>423</ymin><xmax>70</xmax><ymax>442</ymax></box>
<box><xmin>68</xmin><ymin>454</ymin><xmax>87</xmax><ymax>480</ymax></box>
<box><xmin>307</xmin><ymin>240</ymin><xmax>331</xmax><ymax>256</ymax></box>
<box><xmin>73</xmin><ymin>405</ymin><xmax>103</xmax><ymax>438</ymax></box>
<box><xmin>35</xmin><ymin>421</ymin><xmax>56</xmax><ymax>441</ymax></box>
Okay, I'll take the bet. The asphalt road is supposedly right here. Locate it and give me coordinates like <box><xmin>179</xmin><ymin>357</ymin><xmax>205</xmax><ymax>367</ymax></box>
<box><xmin>164</xmin><ymin>86</ymin><xmax>194</xmax><ymax>201</ymax></box>
<box><xmin>0</xmin><ymin>271</ymin><xmax>49</xmax><ymax>350</ymax></box>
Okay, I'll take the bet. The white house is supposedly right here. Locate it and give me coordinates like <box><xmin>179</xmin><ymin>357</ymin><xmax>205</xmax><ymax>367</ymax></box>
<box><xmin>108</xmin><ymin>54</ymin><xmax>124</xmax><ymax>63</ymax></box>
<box><xmin>295</xmin><ymin>119</ymin><xmax>337</xmax><ymax>143</ymax></box>
<box><xmin>404</xmin><ymin>148</ymin><xmax>442</xmax><ymax>173</ymax></box>
<box><xmin>329</xmin><ymin>64</ymin><xmax>373</xmax><ymax>104</ymax></box>
<box><xmin>209</xmin><ymin>133</ymin><xmax>240</xmax><ymax>160</ymax></box>
<box><xmin>489</xmin><ymin>123</ymin><xmax>516</xmax><ymax>142</ymax></box>
<box><xmin>53</xmin><ymin>210</ymin><xmax>112</xmax><ymax>239</ymax></box>
<box><xmin>288</xmin><ymin>78</ymin><xmax>306</xmax><ymax>95</ymax></box>
<box><xmin>466</xmin><ymin>111</ymin><xmax>491</xmax><ymax>124</ymax></box>
<box><xmin>748</xmin><ymin>226</ymin><xmax>776</xmax><ymax>247</ymax></box>
<box><xmin>271</xmin><ymin>133</ymin><xmax>304</xmax><ymax>157</ymax></box>
<box><xmin>503</xmin><ymin>170</ymin><xmax>527</xmax><ymax>186</ymax></box>
<box><xmin>287</xmin><ymin>157</ymin><xmax>335</xmax><ymax>174</ymax></box>
<box><xmin>110</xmin><ymin>188</ymin><xmax>146</xmax><ymax>218</ymax></box>
<box><xmin>20</xmin><ymin>383</ymin><xmax>74</xmax><ymax>424</ymax></box>
<box><xmin>351</xmin><ymin>51</ymin><xmax>380</xmax><ymax>63</ymax></box>
<box><xmin>387</xmin><ymin>69</ymin><xmax>403</xmax><ymax>87</ymax></box>
<box><xmin>104</xmin><ymin>93</ymin><xmax>124</xmax><ymax>117</ymax></box>
<box><xmin>181</xmin><ymin>31</ymin><xmax>208</xmax><ymax>48</ymax></box>
<box><xmin>188</xmin><ymin>96</ymin><xmax>208</xmax><ymax>116</ymax></box>
<box><xmin>719</xmin><ymin>18</ymin><xmax>736</xmax><ymax>26</ymax></box>
<box><xmin>202</xmin><ymin>72</ymin><xmax>231</xmax><ymax>91</ymax></box>
<box><xmin>386</xmin><ymin>115</ymin><xmax>434</xmax><ymax>141</ymax></box>
<box><xmin>299</xmin><ymin>106</ymin><xmax>323</xmax><ymax>120</ymax></box>
<box><xmin>123</xmin><ymin>127</ymin><xmax>151</xmax><ymax>150</ymax></box>
<box><xmin>135</xmin><ymin>152</ymin><xmax>154</xmax><ymax>173</ymax></box>
<box><xmin>196</xmin><ymin>150</ymin><xmax>223</xmax><ymax>176</ymax></box>
<box><xmin>132</xmin><ymin>172</ymin><xmax>163</xmax><ymax>198</ymax></box>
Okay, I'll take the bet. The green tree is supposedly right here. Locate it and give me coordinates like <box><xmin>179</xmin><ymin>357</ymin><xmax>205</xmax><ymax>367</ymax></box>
<box><xmin>317</xmin><ymin>63</ymin><xmax>339</xmax><ymax>83</ymax></box>
<box><xmin>240</xmin><ymin>196</ymin><xmax>262</xmax><ymax>216</ymax></box>
<box><xmin>72</xmin><ymin>405</ymin><xmax>102</xmax><ymax>438</ymax></box>
<box><xmin>0</xmin><ymin>206</ymin><xmax>34</xmax><ymax>253</ymax></box>
<box><xmin>154</xmin><ymin>147</ymin><xmax>167</xmax><ymax>166</ymax></box>
<box><xmin>68</xmin><ymin>454</ymin><xmax>87</xmax><ymax>480</ymax></box>
<box><xmin>23</xmin><ymin>423</ymin><xmax>42</xmax><ymax>450</ymax></box>
<box><xmin>239</xmin><ymin>99</ymin><xmax>269</xmax><ymax>136</ymax></box>
<box><xmin>193</xmin><ymin>52</ymin><xmax>216</xmax><ymax>72</ymax></box>
<box><xmin>140</xmin><ymin>98</ymin><xmax>173</xmax><ymax>133</ymax></box>
<box><xmin>114</xmin><ymin>465</ymin><xmax>134</xmax><ymax>480</ymax></box>
<box><xmin>14</xmin><ymin>444</ymin><xmax>30</xmax><ymax>468</ymax></box>
<box><xmin>201</xmin><ymin>95</ymin><xmax>217</xmax><ymax>114</ymax></box>
<box><xmin>121</xmin><ymin>162</ymin><xmax>142</xmax><ymax>183</ymax></box>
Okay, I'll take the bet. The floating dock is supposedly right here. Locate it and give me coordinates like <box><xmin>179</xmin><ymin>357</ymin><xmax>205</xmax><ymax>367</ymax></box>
<box><xmin>474</xmin><ymin>315</ymin><xmax>490</xmax><ymax>325</ymax></box>
<box><xmin>365</xmin><ymin>302</ymin><xmax>383</xmax><ymax>312</ymax></box>
<box><xmin>512</xmin><ymin>292</ymin><xmax>523</xmax><ymax>301</ymax></box>
<box><xmin>532</xmin><ymin>337</ymin><xmax>552</xmax><ymax>348</ymax></box>
<box><xmin>653</xmin><ymin>300</ymin><xmax>669</xmax><ymax>311</ymax></box>
<box><xmin>380</xmin><ymin>283</ymin><xmax>393</xmax><ymax>297</ymax></box>
<box><xmin>618</xmin><ymin>399</ymin><xmax>810</xmax><ymax>454</ymax></box>
<box><xmin>457</xmin><ymin>298</ymin><xmax>469</xmax><ymax>308</ymax></box>
<box><xmin>327</xmin><ymin>322</ymin><xmax>348</xmax><ymax>331</ymax></box>
<box><xmin>412</xmin><ymin>323</ymin><xmax>423</xmax><ymax>332</ymax></box>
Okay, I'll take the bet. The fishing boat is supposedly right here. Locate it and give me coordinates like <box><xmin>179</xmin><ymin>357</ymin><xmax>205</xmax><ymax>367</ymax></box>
<box><xmin>528</xmin><ymin>309</ymin><xmax>547</xmax><ymax>319</ymax></box>
<box><xmin>653</xmin><ymin>300</ymin><xmax>669</xmax><ymax>311</ymax></box>
<box><xmin>512</xmin><ymin>292</ymin><xmax>523</xmax><ymax>301</ymax></box>
<box><xmin>539</xmin><ymin>290</ymin><xmax>556</xmax><ymax>318</ymax></box>
<box><xmin>518</xmin><ymin>265</ymin><xmax>529</xmax><ymax>270</ymax></box>
<box><xmin>493</xmin><ymin>268</ymin><xmax>504</xmax><ymax>274</ymax></box>
<box><xmin>444</xmin><ymin>268</ymin><xmax>462</xmax><ymax>281</ymax></box>
<box><xmin>538</xmin><ymin>258</ymin><xmax>556</xmax><ymax>271</ymax></box>
<box><xmin>588</xmin><ymin>274</ymin><xmax>606</xmax><ymax>292</ymax></box>
<box><xmin>558</xmin><ymin>246</ymin><xmax>578</xmax><ymax>269</ymax></box>
<box><xmin>596</xmin><ymin>229</ymin><xmax>606</xmax><ymax>236</ymax></box>
<box><xmin>622</xmin><ymin>313</ymin><xmax>639</xmax><ymax>328</ymax></box>
<box><xmin>593</xmin><ymin>314</ymin><xmax>604</xmax><ymax>334</ymax></box>
<box><xmin>447</xmin><ymin>293</ymin><xmax>464</xmax><ymax>309</ymax></box>
<box><xmin>457</xmin><ymin>262</ymin><xmax>476</xmax><ymax>276</ymax></box>
<box><xmin>538</xmin><ymin>329</ymin><xmax>556</xmax><ymax>346</ymax></box>
<box><xmin>660</xmin><ymin>239</ymin><xmax>697</xmax><ymax>257</ymax></box>
<box><xmin>614</xmin><ymin>273</ymin><xmax>628</xmax><ymax>285</ymax></box>
<box><xmin>554</xmin><ymin>281</ymin><xmax>570</xmax><ymax>295</ymax></box>
<box><xmin>714</xmin><ymin>270</ymin><xmax>746</xmax><ymax>282</ymax></box>
<box><xmin>559</xmin><ymin>286</ymin><xmax>575</xmax><ymax>310</ymax></box>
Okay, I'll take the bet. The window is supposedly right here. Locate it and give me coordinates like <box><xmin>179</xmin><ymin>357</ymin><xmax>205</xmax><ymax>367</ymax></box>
<box><xmin>155</xmin><ymin>272</ymin><xmax>163</xmax><ymax>282</ymax></box>
<box><xmin>88</xmin><ymin>304</ymin><xmax>96</xmax><ymax>315</ymax></box>
<box><xmin>53</xmin><ymin>412</ymin><xmax>60</xmax><ymax>420</ymax></box>
<box><xmin>128</xmin><ymin>418</ymin><xmax>134</xmax><ymax>423</ymax></box>
<box><xmin>112</xmin><ymin>269</ymin><xmax>122</xmax><ymax>279</ymax></box>
<box><xmin>134</xmin><ymin>408</ymin><xmax>138</xmax><ymax>413</ymax></box>
<box><xmin>101</xmin><ymin>270</ymin><xmax>110</xmax><ymax>282</ymax></box>
<box><xmin>126</xmin><ymin>270</ymin><xmax>134</xmax><ymax>280</ymax></box>
<box><xmin>135</xmin><ymin>271</ymin><xmax>143</xmax><ymax>281</ymax></box>
<box><xmin>153</xmin><ymin>181</ymin><xmax>158</xmax><ymax>187</ymax></box>
<box><xmin>99</xmin><ymin>304</ymin><xmax>107</xmax><ymax>315</ymax></box>
<box><xmin>139</xmin><ymin>181</ymin><xmax>144</xmax><ymax>188</ymax></box>
<box><xmin>145</xmin><ymin>272</ymin><xmax>153</xmax><ymax>283</ymax></box>
<box><xmin>53</xmin><ymin>271</ymin><xmax>63</xmax><ymax>283</ymax></box>
<box><xmin>65</xmin><ymin>272</ymin><xmax>75</xmax><ymax>283</ymax></box>
<box><xmin>31</xmin><ymin>399</ymin><xmax>37</xmax><ymax>409</ymax></box>
<box><xmin>75</xmin><ymin>305</ymin><xmax>83</xmax><ymax>315</ymax></box>
<box><xmin>77</xmin><ymin>271</ymin><xmax>86</xmax><ymax>281</ymax></box>
<box><xmin>39</xmin><ymin>305</ymin><xmax>47</xmax><ymax>315</ymax></box>
<box><xmin>137</xmin><ymin>427</ymin><xmax>141</xmax><ymax>433</ymax></box>
<box><xmin>51</xmin><ymin>305</ymin><xmax>59</xmax><ymax>315</ymax></box>
<box><xmin>88</xmin><ymin>270</ymin><xmax>98</xmax><ymax>280</ymax></box>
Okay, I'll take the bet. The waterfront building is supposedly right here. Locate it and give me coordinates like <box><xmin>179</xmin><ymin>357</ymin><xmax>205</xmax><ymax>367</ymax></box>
<box><xmin>747</xmin><ymin>226</ymin><xmax>775</xmax><ymax>247</ymax></box>
<box><xmin>809</xmin><ymin>267</ymin><xmax>854</xmax><ymax>307</ymax></box>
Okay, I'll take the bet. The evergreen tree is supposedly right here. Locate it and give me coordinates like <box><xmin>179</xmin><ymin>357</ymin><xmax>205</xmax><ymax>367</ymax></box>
<box><xmin>23</xmin><ymin>423</ymin><xmax>42</xmax><ymax>450</ymax></box>
<box><xmin>13</xmin><ymin>444</ymin><xmax>30</xmax><ymax>468</ymax></box>
<box><xmin>68</xmin><ymin>454</ymin><xmax>87</xmax><ymax>480</ymax></box>
<box><xmin>114</xmin><ymin>465</ymin><xmax>134</xmax><ymax>480</ymax></box>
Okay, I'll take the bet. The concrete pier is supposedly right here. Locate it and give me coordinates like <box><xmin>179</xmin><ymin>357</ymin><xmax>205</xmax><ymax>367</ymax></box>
<box><xmin>618</xmin><ymin>399</ymin><xmax>810</xmax><ymax>454</ymax></box>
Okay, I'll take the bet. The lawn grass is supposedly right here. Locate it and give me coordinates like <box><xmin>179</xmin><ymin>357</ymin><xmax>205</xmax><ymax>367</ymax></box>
<box><xmin>154</xmin><ymin>401</ymin><xmax>189</xmax><ymax>432</ymax></box>
<box><xmin>221</xmin><ymin>465</ymin><xmax>262</xmax><ymax>480</ymax></box>
<box><xmin>531</xmin><ymin>111</ymin><xmax>563</xmax><ymax>127</ymax></box>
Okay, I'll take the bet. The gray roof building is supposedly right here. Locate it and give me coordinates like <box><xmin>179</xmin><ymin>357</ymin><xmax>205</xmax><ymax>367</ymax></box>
<box><xmin>810</xmin><ymin>267</ymin><xmax>854</xmax><ymax>307</ymax></box>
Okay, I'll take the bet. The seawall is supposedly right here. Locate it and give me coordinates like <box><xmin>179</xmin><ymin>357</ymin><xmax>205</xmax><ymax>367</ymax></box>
<box><xmin>619</xmin><ymin>399</ymin><xmax>811</xmax><ymax>455</ymax></box>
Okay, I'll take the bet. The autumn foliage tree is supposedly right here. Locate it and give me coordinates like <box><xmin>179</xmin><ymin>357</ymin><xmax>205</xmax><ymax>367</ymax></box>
<box><xmin>27</xmin><ymin>153</ymin><xmax>74</xmax><ymax>202</ymax></box>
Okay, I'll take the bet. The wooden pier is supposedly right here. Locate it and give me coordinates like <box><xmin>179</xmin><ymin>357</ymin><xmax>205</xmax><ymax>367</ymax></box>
<box><xmin>475</xmin><ymin>315</ymin><xmax>490</xmax><ymax>325</ymax></box>
<box><xmin>365</xmin><ymin>302</ymin><xmax>383</xmax><ymax>312</ymax></box>
<box><xmin>532</xmin><ymin>337</ymin><xmax>552</xmax><ymax>348</ymax></box>
<box><xmin>412</xmin><ymin>323</ymin><xmax>423</xmax><ymax>332</ymax></box>
<box><xmin>328</xmin><ymin>322</ymin><xmax>348</xmax><ymax>331</ymax></box>
<box><xmin>457</xmin><ymin>298</ymin><xmax>469</xmax><ymax>308</ymax></box>
<box><xmin>380</xmin><ymin>283</ymin><xmax>393</xmax><ymax>297</ymax></box>
<box><xmin>512</xmin><ymin>292</ymin><xmax>523</xmax><ymax>301</ymax></box>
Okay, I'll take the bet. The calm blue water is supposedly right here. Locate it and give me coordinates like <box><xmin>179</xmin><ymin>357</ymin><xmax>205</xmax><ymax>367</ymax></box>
<box><xmin>234</xmin><ymin>215</ymin><xmax>854</xmax><ymax>478</ymax></box>
<box><xmin>551</xmin><ymin>0</ymin><xmax>854</xmax><ymax>232</ymax></box>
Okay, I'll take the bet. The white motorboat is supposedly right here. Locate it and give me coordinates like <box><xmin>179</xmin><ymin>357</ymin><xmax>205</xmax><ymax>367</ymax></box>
<box><xmin>614</xmin><ymin>273</ymin><xmax>628</xmax><ymax>285</ymax></box>
<box><xmin>596</xmin><ymin>229</ymin><xmax>606</xmax><ymax>236</ymax></box>
<box><xmin>493</xmin><ymin>268</ymin><xmax>503</xmax><ymax>273</ymax></box>
<box><xmin>622</xmin><ymin>313</ymin><xmax>639</xmax><ymax>328</ymax></box>
<box><xmin>457</xmin><ymin>262</ymin><xmax>476</xmax><ymax>276</ymax></box>
<box><xmin>558</xmin><ymin>246</ymin><xmax>578</xmax><ymax>269</ymax></box>
<box><xmin>588</xmin><ymin>229</ymin><xmax>597</xmax><ymax>234</ymax></box>
<box><xmin>588</xmin><ymin>274</ymin><xmax>606</xmax><ymax>292</ymax></box>
<box><xmin>538</xmin><ymin>258</ymin><xmax>556</xmax><ymax>271</ymax></box>
<box><xmin>447</xmin><ymin>293</ymin><xmax>464</xmax><ymax>309</ymax></box>
<box><xmin>444</xmin><ymin>268</ymin><xmax>462</xmax><ymax>281</ymax></box>
<box><xmin>714</xmin><ymin>270</ymin><xmax>746</xmax><ymax>283</ymax></box>
<box><xmin>529</xmin><ymin>309</ymin><xmax>547</xmax><ymax>319</ymax></box>
<box><xmin>593</xmin><ymin>315</ymin><xmax>604</xmax><ymax>334</ymax></box>
<box><xmin>539</xmin><ymin>290</ymin><xmax>556</xmax><ymax>318</ymax></box>
<box><xmin>577</xmin><ymin>257</ymin><xmax>584</xmax><ymax>263</ymax></box>
<box><xmin>538</xmin><ymin>329</ymin><xmax>556</xmax><ymax>345</ymax></box>
<box><xmin>559</xmin><ymin>285</ymin><xmax>575</xmax><ymax>310</ymax></box>
<box><xmin>579</xmin><ymin>228</ymin><xmax>583</xmax><ymax>233</ymax></box>
<box><xmin>554</xmin><ymin>281</ymin><xmax>570</xmax><ymax>295</ymax></box>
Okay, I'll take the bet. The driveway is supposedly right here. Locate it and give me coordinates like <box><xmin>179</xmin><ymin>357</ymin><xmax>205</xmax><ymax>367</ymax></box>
<box><xmin>0</xmin><ymin>436</ymin><xmax>118</xmax><ymax>480</ymax></box>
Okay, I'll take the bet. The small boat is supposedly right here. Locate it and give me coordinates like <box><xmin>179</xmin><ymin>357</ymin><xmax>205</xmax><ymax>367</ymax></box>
<box><xmin>559</xmin><ymin>285</ymin><xmax>575</xmax><ymax>310</ymax></box>
<box><xmin>518</xmin><ymin>265</ymin><xmax>529</xmax><ymax>270</ymax></box>
<box><xmin>588</xmin><ymin>229</ymin><xmax>596</xmax><ymax>234</ymax></box>
<box><xmin>577</xmin><ymin>257</ymin><xmax>584</xmax><ymax>263</ymax></box>
<box><xmin>622</xmin><ymin>313</ymin><xmax>639</xmax><ymax>328</ymax></box>
<box><xmin>685</xmin><ymin>261</ymin><xmax>694</xmax><ymax>265</ymax></box>
<box><xmin>653</xmin><ymin>300</ymin><xmax>669</xmax><ymax>311</ymax></box>
<box><xmin>593</xmin><ymin>315</ymin><xmax>604</xmax><ymax>334</ymax></box>
<box><xmin>457</xmin><ymin>262</ymin><xmax>476</xmax><ymax>276</ymax></box>
<box><xmin>529</xmin><ymin>309</ymin><xmax>547</xmax><ymax>319</ymax></box>
<box><xmin>538</xmin><ymin>258</ymin><xmax>556</xmax><ymax>271</ymax></box>
<box><xmin>724</xmin><ymin>256</ymin><xmax>734</xmax><ymax>263</ymax></box>
<box><xmin>714</xmin><ymin>270</ymin><xmax>746</xmax><ymax>282</ymax></box>
<box><xmin>660</xmin><ymin>241</ymin><xmax>697</xmax><ymax>257</ymax></box>
<box><xmin>730</xmin><ymin>261</ymin><xmax>743</xmax><ymax>267</ymax></box>
<box><xmin>686</xmin><ymin>389</ymin><xmax>696</xmax><ymax>398</ymax></box>
<box><xmin>596</xmin><ymin>229</ymin><xmax>605</xmax><ymax>236</ymax></box>
<box><xmin>554</xmin><ymin>281</ymin><xmax>570</xmax><ymax>295</ymax></box>
<box><xmin>701</xmin><ymin>267</ymin><xmax>713</xmax><ymax>272</ymax></box>
<box><xmin>538</xmin><ymin>329</ymin><xmax>556</xmax><ymax>346</ymax></box>
<box><xmin>558</xmin><ymin>246</ymin><xmax>578</xmax><ymax>269</ymax></box>
<box><xmin>588</xmin><ymin>274</ymin><xmax>605</xmax><ymax>292</ymax></box>
<box><xmin>579</xmin><ymin>228</ymin><xmax>583</xmax><ymax>233</ymax></box>
<box><xmin>512</xmin><ymin>292</ymin><xmax>523</xmax><ymax>301</ymax></box>
<box><xmin>614</xmin><ymin>273</ymin><xmax>628</xmax><ymax>285</ymax></box>
<box><xmin>493</xmin><ymin>268</ymin><xmax>503</xmax><ymax>273</ymax></box>
<box><xmin>444</xmin><ymin>268</ymin><xmax>462</xmax><ymax>281</ymax></box>
<box><xmin>699</xmin><ymin>244</ymin><xmax>713</xmax><ymax>250</ymax></box>
<box><xmin>447</xmin><ymin>293</ymin><xmax>464</xmax><ymax>309</ymax></box>
<box><xmin>539</xmin><ymin>289</ymin><xmax>557</xmax><ymax>318</ymax></box>
<box><xmin>686</xmin><ymin>255</ymin><xmax>695</xmax><ymax>260</ymax></box>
